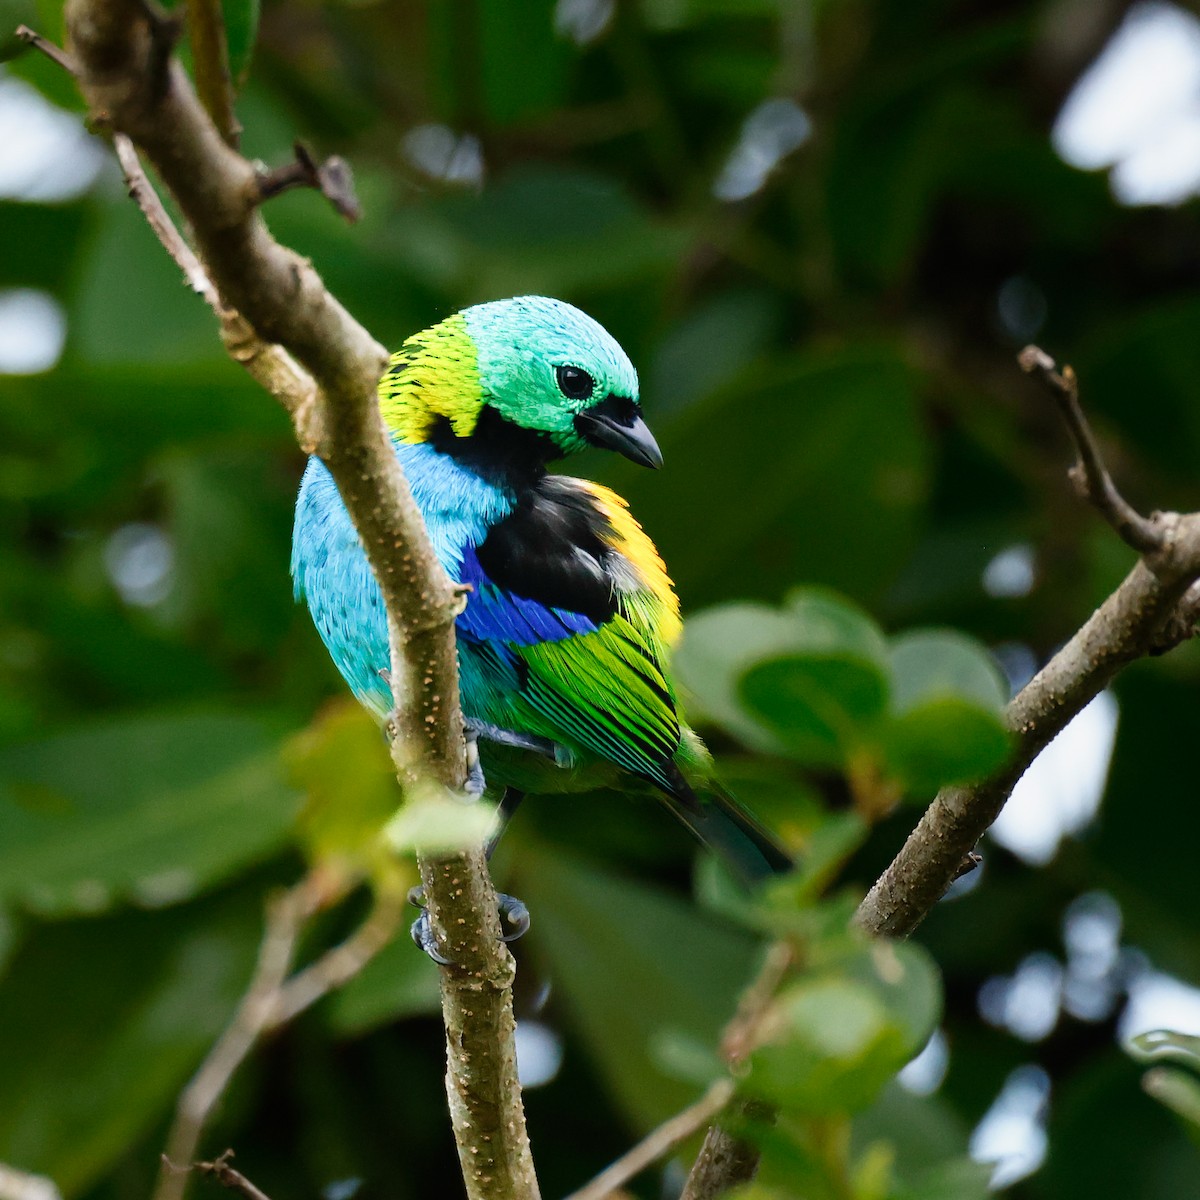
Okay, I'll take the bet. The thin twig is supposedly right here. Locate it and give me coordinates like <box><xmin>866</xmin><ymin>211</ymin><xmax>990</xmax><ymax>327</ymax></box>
<box><xmin>14</xmin><ymin>25</ymin><xmax>77</xmax><ymax>72</ymax></box>
<box><xmin>155</xmin><ymin>882</ymin><xmax>319</xmax><ymax>1200</ymax></box>
<box><xmin>189</xmin><ymin>1151</ymin><xmax>272</xmax><ymax>1200</ymax></box>
<box><xmin>18</xmin><ymin>25</ymin><xmax>325</xmax><ymax>451</ymax></box>
<box><xmin>677</xmin><ymin>943</ymin><xmax>791</xmax><ymax>1200</ymax></box>
<box><xmin>265</xmin><ymin>891</ymin><xmax>406</xmax><ymax>1028</ymax></box>
<box><xmin>113</xmin><ymin>134</ymin><xmax>218</xmax><ymax>303</ymax></box>
<box><xmin>1019</xmin><ymin>344</ymin><xmax>1164</xmax><ymax>554</ymax></box>
<box><xmin>256</xmin><ymin>142</ymin><xmax>361</xmax><ymax>222</ymax></box>
<box><xmin>564</xmin><ymin>1080</ymin><xmax>735</xmax><ymax>1200</ymax></box>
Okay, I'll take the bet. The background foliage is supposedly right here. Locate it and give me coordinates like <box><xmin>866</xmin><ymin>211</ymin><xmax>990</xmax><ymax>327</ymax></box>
<box><xmin>3</xmin><ymin>0</ymin><xmax>1200</xmax><ymax>1196</ymax></box>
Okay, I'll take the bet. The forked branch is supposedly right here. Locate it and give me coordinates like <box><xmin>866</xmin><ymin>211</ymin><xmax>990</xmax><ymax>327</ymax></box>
<box><xmin>857</xmin><ymin>347</ymin><xmax>1200</xmax><ymax>938</ymax></box>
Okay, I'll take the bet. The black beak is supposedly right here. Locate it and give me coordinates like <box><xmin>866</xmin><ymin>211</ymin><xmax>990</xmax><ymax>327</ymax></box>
<box><xmin>574</xmin><ymin>398</ymin><xmax>663</xmax><ymax>469</ymax></box>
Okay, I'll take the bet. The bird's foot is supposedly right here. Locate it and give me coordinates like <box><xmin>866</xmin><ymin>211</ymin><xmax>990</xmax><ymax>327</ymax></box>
<box><xmin>408</xmin><ymin>884</ymin><xmax>530</xmax><ymax>965</ymax></box>
<box><xmin>464</xmin><ymin>718</ymin><xmax>559</xmax><ymax>761</ymax></box>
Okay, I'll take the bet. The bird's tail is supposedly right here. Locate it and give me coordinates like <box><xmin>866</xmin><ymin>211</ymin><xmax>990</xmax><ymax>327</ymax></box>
<box><xmin>658</xmin><ymin>767</ymin><xmax>793</xmax><ymax>888</ymax></box>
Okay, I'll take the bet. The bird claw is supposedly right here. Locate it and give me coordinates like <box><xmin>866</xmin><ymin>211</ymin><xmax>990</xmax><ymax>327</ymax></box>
<box><xmin>498</xmin><ymin>892</ymin><xmax>530</xmax><ymax>942</ymax></box>
<box><xmin>408</xmin><ymin>884</ymin><xmax>530</xmax><ymax>965</ymax></box>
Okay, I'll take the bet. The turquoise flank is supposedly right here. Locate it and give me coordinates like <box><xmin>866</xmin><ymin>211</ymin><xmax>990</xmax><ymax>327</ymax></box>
<box><xmin>291</xmin><ymin>440</ymin><xmax>514</xmax><ymax>718</ymax></box>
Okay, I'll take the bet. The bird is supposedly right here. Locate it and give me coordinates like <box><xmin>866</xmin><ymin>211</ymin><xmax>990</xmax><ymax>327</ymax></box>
<box><xmin>292</xmin><ymin>296</ymin><xmax>791</xmax><ymax>957</ymax></box>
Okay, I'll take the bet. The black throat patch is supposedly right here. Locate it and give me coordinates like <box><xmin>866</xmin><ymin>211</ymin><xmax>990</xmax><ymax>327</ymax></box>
<box><xmin>428</xmin><ymin>406</ymin><xmax>560</xmax><ymax>491</ymax></box>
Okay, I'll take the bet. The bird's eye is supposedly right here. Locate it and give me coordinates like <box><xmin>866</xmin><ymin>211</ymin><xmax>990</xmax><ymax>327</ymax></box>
<box><xmin>556</xmin><ymin>365</ymin><xmax>595</xmax><ymax>401</ymax></box>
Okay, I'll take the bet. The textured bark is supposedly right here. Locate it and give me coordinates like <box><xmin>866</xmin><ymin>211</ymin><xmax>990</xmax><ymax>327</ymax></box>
<box><xmin>856</xmin><ymin>513</ymin><xmax>1200</xmax><ymax>939</ymax></box>
<box><xmin>63</xmin><ymin>6</ymin><xmax>537</xmax><ymax>1196</ymax></box>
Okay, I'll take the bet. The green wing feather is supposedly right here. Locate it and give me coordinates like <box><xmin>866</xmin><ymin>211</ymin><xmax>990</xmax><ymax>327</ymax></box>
<box><xmin>517</xmin><ymin>612</ymin><xmax>682</xmax><ymax>790</ymax></box>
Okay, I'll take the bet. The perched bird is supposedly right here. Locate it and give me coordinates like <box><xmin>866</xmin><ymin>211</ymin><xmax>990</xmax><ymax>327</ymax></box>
<box><xmin>292</xmin><ymin>296</ymin><xmax>790</xmax><ymax>954</ymax></box>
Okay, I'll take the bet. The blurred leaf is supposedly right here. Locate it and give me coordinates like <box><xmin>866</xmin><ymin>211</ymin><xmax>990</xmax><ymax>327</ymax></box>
<box><xmin>1143</xmin><ymin>1067</ymin><xmax>1200</xmax><ymax>1144</ymax></box>
<box><xmin>738</xmin><ymin>590</ymin><xmax>890</xmax><ymax>766</ymax></box>
<box><xmin>286</xmin><ymin>698</ymin><xmax>403</xmax><ymax>888</ymax></box>
<box><xmin>897</xmin><ymin>1158</ymin><xmax>991</xmax><ymax>1200</ymax></box>
<box><xmin>326</xmin><ymin>935</ymin><xmax>442</xmax><ymax>1034</ymax></box>
<box><xmin>384</xmin><ymin>782</ymin><xmax>496</xmax><ymax>856</ymax></box>
<box><xmin>221</xmin><ymin>0</ymin><xmax>259</xmax><ymax>85</ymax></box>
<box><xmin>0</xmin><ymin>711</ymin><xmax>299</xmax><ymax>915</ymax></box>
<box><xmin>746</xmin><ymin>942</ymin><xmax>940</xmax><ymax>1116</ymax></box>
<box><xmin>674</xmin><ymin>602</ymin><xmax>801</xmax><ymax>751</ymax></box>
<box><xmin>0</xmin><ymin>890</ymin><xmax>261</xmax><ymax>1194</ymax></box>
<box><xmin>888</xmin><ymin>631</ymin><xmax>1007</xmax><ymax>714</ymax></box>
<box><xmin>883</xmin><ymin>631</ymin><xmax>1009</xmax><ymax>792</ymax></box>
<box><xmin>512</xmin><ymin>841</ymin><xmax>760</xmax><ymax>1130</ymax></box>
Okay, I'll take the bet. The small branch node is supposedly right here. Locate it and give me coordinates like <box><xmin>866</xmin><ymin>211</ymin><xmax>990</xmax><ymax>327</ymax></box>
<box><xmin>254</xmin><ymin>142</ymin><xmax>361</xmax><ymax>222</ymax></box>
<box><xmin>1020</xmin><ymin>344</ymin><xmax>1165</xmax><ymax>556</ymax></box>
<box><xmin>192</xmin><ymin>1151</ymin><xmax>273</xmax><ymax>1200</ymax></box>
<box><xmin>952</xmin><ymin>850</ymin><xmax>983</xmax><ymax>882</ymax></box>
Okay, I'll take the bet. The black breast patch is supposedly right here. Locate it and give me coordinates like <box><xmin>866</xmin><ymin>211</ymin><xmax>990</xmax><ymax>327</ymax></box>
<box><xmin>475</xmin><ymin>477</ymin><xmax>619</xmax><ymax>623</ymax></box>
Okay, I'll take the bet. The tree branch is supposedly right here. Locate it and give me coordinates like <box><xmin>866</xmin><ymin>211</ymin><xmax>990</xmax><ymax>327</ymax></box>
<box><xmin>564</xmin><ymin>1080</ymin><xmax>735</xmax><ymax>1200</ymax></box>
<box><xmin>58</xmin><ymin>7</ymin><xmax>537</xmax><ymax>1197</ymax></box>
<box><xmin>1018</xmin><ymin>344</ymin><xmax>1165</xmax><ymax>554</ymax></box>
<box><xmin>856</xmin><ymin>347</ymin><xmax>1200</xmax><ymax>939</ymax></box>
<box><xmin>681</xmin><ymin>348</ymin><xmax>1200</xmax><ymax>1197</ymax></box>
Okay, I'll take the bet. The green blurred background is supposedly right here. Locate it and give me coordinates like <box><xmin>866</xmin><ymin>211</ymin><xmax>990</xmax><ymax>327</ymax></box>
<box><xmin>4</xmin><ymin>0</ymin><xmax>1200</xmax><ymax>1196</ymax></box>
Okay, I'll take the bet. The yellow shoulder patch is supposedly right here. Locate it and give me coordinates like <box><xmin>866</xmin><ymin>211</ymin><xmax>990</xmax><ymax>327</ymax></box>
<box><xmin>584</xmin><ymin>482</ymin><xmax>682</xmax><ymax>646</ymax></box>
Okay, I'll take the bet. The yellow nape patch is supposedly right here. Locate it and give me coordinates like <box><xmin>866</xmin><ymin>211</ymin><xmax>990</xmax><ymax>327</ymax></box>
<box><xmin>378</xmin><ymin>313</ymin><xmax>482</xmax><ymax>443</ymax></box>
<box><xmin>585</xmin><ymin>482</ymin><xmax>683</xmax><ymax>645</ymax></box>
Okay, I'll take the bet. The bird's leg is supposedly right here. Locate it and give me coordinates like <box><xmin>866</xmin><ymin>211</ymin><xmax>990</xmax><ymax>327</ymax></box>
<box><xmin>464</xmin><ymin>717</ymin><xmax>559</xmax><ymax>761</ymax></box>
<box><xmin>463</xmin><ymin>720</ymin><xmax>486</xmax><ymax>799</ymax></box>
<box><xmin>409</xmin><ymin>787</ymin><xmax>531</xmax><ymax>963</ymax></box>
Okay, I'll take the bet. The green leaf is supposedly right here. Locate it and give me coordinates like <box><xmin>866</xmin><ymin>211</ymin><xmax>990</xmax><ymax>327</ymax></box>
<box><xmin>745</xmin><ymin>943</ymin><xmax>940</xmax><ymax>1117</ymax></box>
<box><xmin>511</xmin><ymin>841</ymin><xmax>760</xmax><ymax>1131</ymax></box>
<box><xmin>285</xmin><ymin>699</ymin><xmax>404</xmax><ymax>889</ymax></box>
<box><xmin>897</xmin><ymin>1158</ymin><xmax>993</xmax><ymax>1200</ymax></box>
<box><xmin>221</xmin><ymin>0</ymin><xmax>259</xmax><ymax>85</ymax></box>
<box><xmin>0</xmin><ymin>711</ymin><xmax>300</xmax><ymax>915</ymax></box>
<box><xmin>384</xmin><ymin>782</ymin><xmax>496</xmax><ymax>856</ymax></box>
<box><xmin>884</xmin><ymin>631</ymin><xmax>1010</xmax><ymax>792</ymax></box>
<box><xmin>738</xmin><ymin>591</ymin><xmax>890</xmax><ymax>765</ymax></box>
<box><xmin>740</xmin><ymin>657</ymin><xmax>887</xmax><ymax>766</ymax></box>
<box><xmin>889</xmin><ymin>631</ymin><xmax>1007</xmax><ymax>714</ymax></box>
<box><xmin>747</xmin><ymin>976</ymin><xmax>906</xmax><ymax>1114</ymax></box>
<box><xmin>674</xmin><ymin>601</ymin><xmax>806</xmax><ymax>751</ymax></box>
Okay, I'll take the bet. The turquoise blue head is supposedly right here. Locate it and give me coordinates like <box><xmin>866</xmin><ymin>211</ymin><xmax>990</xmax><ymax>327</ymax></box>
<box><xmin>379</xmin><ymin>295</ymin><xmax>662</xmax><ymax>469</ymax></box>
